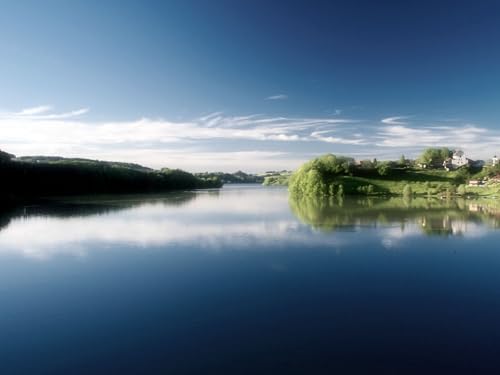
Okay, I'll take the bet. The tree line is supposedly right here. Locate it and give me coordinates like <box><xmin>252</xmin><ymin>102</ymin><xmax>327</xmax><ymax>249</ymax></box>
<box><xmin>0</xmin><ymin>150</ymin><xmax>222</xmax><ymax>200</ymax></box>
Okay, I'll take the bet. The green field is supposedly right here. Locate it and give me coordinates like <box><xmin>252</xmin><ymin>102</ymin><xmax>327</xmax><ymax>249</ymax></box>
<box><xmin>299</xmin><ymin>170</ymin><xmax>500</xmax><ymax>197</ymax></box>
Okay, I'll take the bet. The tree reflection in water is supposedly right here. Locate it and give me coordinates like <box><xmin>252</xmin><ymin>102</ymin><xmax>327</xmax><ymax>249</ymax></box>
<box><xmin>0</xmin><ymin>191</ymin><xmax>201</xmax><ymax>234</ymax></box>
<box><xmin>289</xmin><ymin>195</ymin><xmax>500</xmax><ymax>236</ymax></box>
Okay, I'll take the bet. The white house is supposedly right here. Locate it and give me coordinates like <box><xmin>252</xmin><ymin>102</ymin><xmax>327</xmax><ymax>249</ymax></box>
<box><xmin>452</xmin><ymin>150</ymin><xmax>469</xmax><ymax>167</ymax></box>
<box><xmin>444</xmin><ymin>150</ymin><xmax>470</xmax><ymax>170</ymax></box>
<box><xmin>492</xmin><ymin>155</ymin><xmax>499</xmax><ymax>166</ymax></box>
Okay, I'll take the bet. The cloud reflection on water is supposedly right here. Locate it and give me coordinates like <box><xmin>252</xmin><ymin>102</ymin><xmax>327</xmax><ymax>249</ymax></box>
<box><xmin>1</xmin><ymin>187</ymin><xmax>499</xmax><ymax>259</ymax></box>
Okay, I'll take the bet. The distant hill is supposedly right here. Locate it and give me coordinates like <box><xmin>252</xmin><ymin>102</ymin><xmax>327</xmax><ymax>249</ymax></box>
<box><xmin>16</xmin><ymin>156</ymin><xmax>153</xmax><ymax>173</ymax></box>
<box><xmin>0</xmin><ymin>150</ymin><xmax>15</xmax><ymax>163</ymax></box>
<box><xmin>195</xmin><ymin>171</ymin><xmax>264</xmax><ymax>184</ymax></box>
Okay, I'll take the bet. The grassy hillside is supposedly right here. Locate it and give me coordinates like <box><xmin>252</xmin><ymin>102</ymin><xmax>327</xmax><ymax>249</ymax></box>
<box><xmin>262</xmin><ymin>171</ymin><xmax>291</xmax><ymax>186</ymax></box>
<box><xmin>289</xmin><ymin>154</ymin><xmax>500</xmax><ymax>197</ymax></box>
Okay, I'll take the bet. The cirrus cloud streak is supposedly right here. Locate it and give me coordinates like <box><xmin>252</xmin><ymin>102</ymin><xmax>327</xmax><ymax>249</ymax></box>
<box><xmin>1</xmin><ymin>106</ymin><xmax>500</xmax><ymax>171</ymax></box>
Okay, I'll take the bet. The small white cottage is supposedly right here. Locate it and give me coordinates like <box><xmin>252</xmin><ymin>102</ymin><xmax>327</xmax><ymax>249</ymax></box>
<box><xmin>451</xmin><ymin>150</ymin><xmax>469</xmax><ymax>168</ymax></box>
<box><xmin>443</xmin><ymin>150</ymin><xmax>471</xmax><ymax>171</ymax></box>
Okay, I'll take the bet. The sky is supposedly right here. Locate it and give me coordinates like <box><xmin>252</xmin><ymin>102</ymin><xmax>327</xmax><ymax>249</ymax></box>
<box><xmin>1</xmin><ymin>0</ymin><xmax>500</xmax><ymax>172</ymax></box>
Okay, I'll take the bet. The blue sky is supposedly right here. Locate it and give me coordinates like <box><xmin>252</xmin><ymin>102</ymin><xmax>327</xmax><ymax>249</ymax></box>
<box><xmin>1</xmin><ymin>0</ymin><xmax>500</xmax><ymax>172</ymax></box>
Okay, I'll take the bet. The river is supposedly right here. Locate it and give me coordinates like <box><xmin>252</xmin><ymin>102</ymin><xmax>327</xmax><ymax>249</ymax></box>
<box><xmin>1</xmin><ymin>185</ymin><xmax>500</xmax><ymax>373</ymax></box>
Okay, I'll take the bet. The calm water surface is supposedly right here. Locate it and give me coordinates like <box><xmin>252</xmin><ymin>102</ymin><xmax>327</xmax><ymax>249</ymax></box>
<box><xmin>1</xmin><ymin>185</ymin><xmax>500</xmax><ymax>374</ymax></box>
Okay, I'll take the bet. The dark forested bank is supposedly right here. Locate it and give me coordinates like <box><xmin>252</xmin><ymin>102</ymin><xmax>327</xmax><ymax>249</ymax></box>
<box><xmin>0</xmin><ymin>150</ymin><xmax>222</xmax><ymax>200</ymax></box>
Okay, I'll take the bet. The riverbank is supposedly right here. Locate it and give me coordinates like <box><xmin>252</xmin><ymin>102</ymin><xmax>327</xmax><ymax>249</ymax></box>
<box><xmin>288</xmin><ymin>154</ymin><xmax>500</xmax><ymax>198</ymax></box>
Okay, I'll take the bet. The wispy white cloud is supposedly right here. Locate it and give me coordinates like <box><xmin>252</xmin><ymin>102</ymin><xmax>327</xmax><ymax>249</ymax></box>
<box><xmin>266</xmin><ymin>94</ymin><xmax>288</xmax><ymax>100</ymax></box>
<box><xmin>375</xmin><ymin>124</ymin><xmax>500</xmax><ymax>161</ymax></box>
<box><xmin>381</xmin><ymin>116</ymin><xmax>410</xmax><ymax>125</ymax></box>
<box><xmin>0</xmin><ymin>106</ymin><xmax>357</xmax><ymax>171</ymax></box>
<box><xmin>17</xmin><ymin>105</ymin><xmax>53</xmax><ymax>115</ymax></box>
<box><xmin>1</xmin><ymin>106</ymin><xmax>89</xmax><ymax>120</ymax></box>
<box><xmin>198</xmin><ymin>111</ymin><xmax>223</xmax><ymax>122</ymax></box>
<box><xmin>40</xmin><ymin>108</ymin><xmax>89</xmax><ymax>119</ymax></box>
<box><xmin>375</xmin><ymin>124</ymin><xmax>490</xmax><ymax>148</ymax></box>
<box><xmin>1</xmin><ymin>106</ymin><xmax>500</xmax><ymax>171</ymax></box>
<box><xmin>310</xmin><ymin>130</ymin><xmax>367</xmax><ymax>145</ymax></box>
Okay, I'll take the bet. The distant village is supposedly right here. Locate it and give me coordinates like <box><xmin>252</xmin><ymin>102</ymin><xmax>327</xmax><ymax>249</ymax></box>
<box><xmin>417</xmin><ymin>150</ymin><xmax>497</xmax><ymax>171</ymax></box>
<box><xmin>416</xmin><ymin>150</ymin><xmax>500</xmax><ymax>187</ymax></box>
<box><xmin>349</xmin><ymin>149</ymin><xmax>500</xmax><ymax>187</ymax></box>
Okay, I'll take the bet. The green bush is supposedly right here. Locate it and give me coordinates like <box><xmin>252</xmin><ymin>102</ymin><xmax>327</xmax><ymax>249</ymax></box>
<box><xmin>289</xmin><ymin>154</ymin><xmax>354</xmax><ymax>196</ymax></box>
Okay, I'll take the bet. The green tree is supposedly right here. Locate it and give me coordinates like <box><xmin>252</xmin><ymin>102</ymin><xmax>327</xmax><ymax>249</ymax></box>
<box><xmin>377</xmin><ymin>162</ymin><xmax>390</xmax><ymax>176</ymax></box>
<box><xmin>418</xmin><ymin>147</ymin><xmax>451</xmax><ymax>168</ymax></box>
<box><xmin>288</xmin><ymin>154</ymin><xmax>354</xmax><ymax>196</ymax></box>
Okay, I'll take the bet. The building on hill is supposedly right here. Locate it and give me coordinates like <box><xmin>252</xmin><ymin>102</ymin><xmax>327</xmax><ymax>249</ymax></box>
<box><xmin>443</xmin><ymin>150</ymin><xmax>471</xmax><ymax>171</ymax></box>
<box><xmin>452</xmin><ymin>150</ymin><xmax>470</xmax><ymax>167</ymax></box>
<box><xmin>468</xmin><ymin>179</ymin><xmax>484</xmax><ymax>187</ymax></box>
<box><xmin>492</xmin><ymin>155</ymin><xmax>499</xmax><ymax>166</ymax></box>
